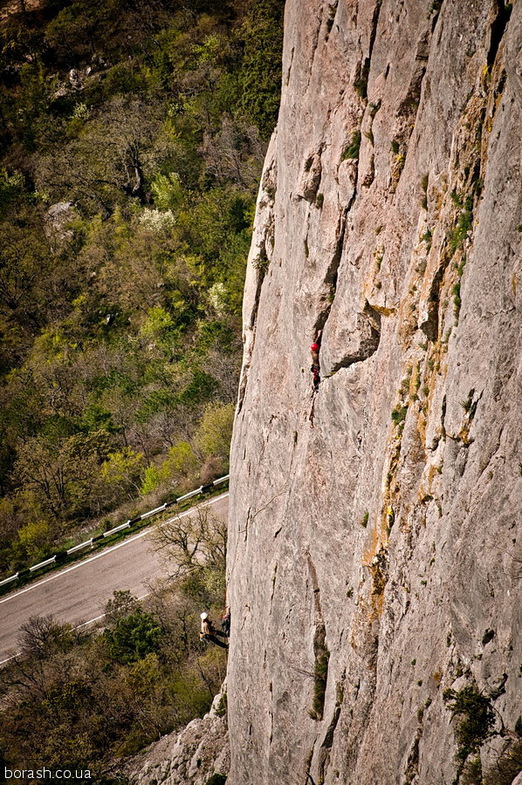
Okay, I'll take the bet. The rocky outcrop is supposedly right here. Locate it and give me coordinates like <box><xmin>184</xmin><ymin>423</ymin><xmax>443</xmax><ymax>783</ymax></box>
<box><xmin>228</xmin><ymin>2</ymin><xmax>521</xmax><ymax>784</ymax></box>
<box><xmin>127</xmin><ymin>687</ymin><xmax>229</xmax><ymax>785</ymax></box>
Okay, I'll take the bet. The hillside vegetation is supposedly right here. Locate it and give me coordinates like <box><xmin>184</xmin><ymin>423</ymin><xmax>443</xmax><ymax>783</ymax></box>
<box><xmin>0</xmin><ymin>0</ymin><xmax>284</xmax><ymax>574</ymax></box>
<box><xmin>0</xmin><ymin>507</ymin><xmax>229</xmax><ymax>783</ymax></box>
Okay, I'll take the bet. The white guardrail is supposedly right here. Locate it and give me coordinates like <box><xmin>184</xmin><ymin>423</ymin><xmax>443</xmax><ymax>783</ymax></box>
<box><xmin>0</xmin><ymin>474</ymin><xmax>230</xmax><ymax>589</ymax></box>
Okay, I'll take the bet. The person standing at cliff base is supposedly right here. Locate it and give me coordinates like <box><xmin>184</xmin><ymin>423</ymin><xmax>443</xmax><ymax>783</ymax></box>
<box><xmin>200</xmin><ymin>612</ymin><xmax>228</xmax><ymax>649</ymax></box>
<box><xmin>310</xmin><ymin>329</ymin><xmax>322</xmax><ymax>392</ymax></box>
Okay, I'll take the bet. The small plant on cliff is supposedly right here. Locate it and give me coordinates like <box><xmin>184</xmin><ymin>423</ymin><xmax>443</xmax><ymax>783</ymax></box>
<box><xmin>215</xmin><ymin>690</ymin><xmax>228</xmax><ymax>717</ymax></box>
<box><xmin>205</xmin><ymin>775</ymin><xmax>227</xmax><ymax>785</ymax></box>
<box><xmin>310</xmin><ymin>649</ymin><xmax>330</xmax><ymax>720</ymax></box>
<box><xmin>391</xmin><ymin>404</ymin><xmax>408</xmax><ymax>426</ymax></box>
<box><xmin>341</xmin><ymin>130</ymin><xmax>361</xmax><ymax>160</ymax></box>
<box><xmin>309</xmin><ymin>624</ymin><xmax>330</xmax><ymax>721</ymax></box>
<box><xmin>354</xmin><ymin>57</ymin><xmax>370</xmax><ymax>99</ymax></box>
<box><xmin>449</xmin><ymin>197</ymin><xmax>473</xmax><ymax>255</ymax></box>
<box><xmin>252</xmin><ymin>247</ymin><xmax>270</xmax><ymax>275</ymax></box>
<box><xmin>443</xmin><ymin>685</ymin><xmax>495</xmax><ymax>763</ymax></box>
<box><xmin>421</xmin><ymin>228</ymin><xmax>432</xmax><ymax>251</ymax></box>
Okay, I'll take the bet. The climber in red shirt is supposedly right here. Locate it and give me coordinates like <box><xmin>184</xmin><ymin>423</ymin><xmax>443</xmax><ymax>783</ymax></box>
<box><xmin>310</xmin><ymin>329</ymin><xmax>322</xmax><ymax>392</ymax></box>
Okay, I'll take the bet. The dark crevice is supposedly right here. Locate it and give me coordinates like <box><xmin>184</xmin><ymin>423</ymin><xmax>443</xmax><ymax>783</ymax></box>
<box><xmin>313</xmin><ymin>205</ymin><xmax>349</xmax><ymax>334</ymax></box>
<box><xmin>403</xmin><ymin>727</ymin><xmax>422</xmax><ymax>784</ymax></box>
<box><xmin>306</xmin><ymin>10</ymin><xmax>323</xmax><ymax>89</ymax></box>
<box><xmin>321</xmin><ymin>704</ymin><xmax>341</xmax><ymax>751</ymax></box>
<box><xmin>487</xmin><ymin>0</ymin><xmax>512</xmax><ymax>69</ymax></box>
<box><xmin>354</xmin><ymin>57</ymin><xmax>370</xmax><ymax>100</ymax></box>
<box><xmin>285</xmin><ymin>46</ymin><xmax>295</xmax><ymax>86</ymax></box>
<box><xmin>429</xmin><ymin>0</ymin><xmax>444</xmax><ymax>32</ymax></box>
<box><xmin>354</xmin><ymin>1</ymin><xmax>382</xmax><ymax>100</ymax></box>
<box><xmin>324</xmin><ymin>0</ymin><xmax>338</xmax><ymax>42</ymax></box>
<box><xmin>368</xmin><ymin>0</ymin><xmax>383</xmax><ymax>65</ymax></box>
<box><xmin>236</xmin><ymin>238</ymin><xmax>269</xmax><ymax>414</ymax></box>
<box><xmin>398</xmin><ymin>65</ymin><xmax>427</xmax><ymax>118</ymax></box>
<box><xmin>317</xmin><ymin>702</ymin><xmax>342</xmax><ymax>782</ymax></box>
<box><xmin>269</xmin><ymin>563</ymin><xmax>278</xmax><ymax>604</ymax></box>
<box><xmin>420</xmin><ymin>259</ymin><xmax>447</xmax><ymax>342</ymax></box>
<box><xmin>307</xmin><ymin>552</ymin><xmax>330</xmax><ymax>722</ymax></box>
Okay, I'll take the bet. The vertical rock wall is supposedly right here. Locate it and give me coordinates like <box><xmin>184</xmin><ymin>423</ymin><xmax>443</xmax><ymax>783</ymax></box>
<box><xmin>228</xmin><ymin>1</ymin><xmax>522</xmax><ymax>783</ymax></box>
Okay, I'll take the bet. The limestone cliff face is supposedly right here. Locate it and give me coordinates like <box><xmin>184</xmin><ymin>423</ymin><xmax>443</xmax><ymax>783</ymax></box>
<box><xmin>228</xmin><ymin>2</ymin><xmax>522</xmax><ymax>784</ymax></box>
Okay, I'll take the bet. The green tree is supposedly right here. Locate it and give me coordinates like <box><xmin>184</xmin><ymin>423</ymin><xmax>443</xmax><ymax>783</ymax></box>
<box><xmin>240</xmin><ymin>0</ymin><xmax>285</xmax><ymax>139</ymax></box>
<box><xmin>103</xmin><ymin>608</ymin><xmax>162</xmax><ymax>664</ymax></box>
<box><xmin>196</xmin><ymin>402</ymin><xmax>235</xmax><ymax>461</ymax></box>
<box><xmin>100</xmin><ymin>447</ymin><xmax>146</xmax><ymax>506</ymax></box>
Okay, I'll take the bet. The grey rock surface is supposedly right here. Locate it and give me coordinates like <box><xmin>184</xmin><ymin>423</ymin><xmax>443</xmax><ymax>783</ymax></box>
<box><xmin>228</xmin><ymin>1</ymin><xmax>522</xmax><ymax>784</ymax></box>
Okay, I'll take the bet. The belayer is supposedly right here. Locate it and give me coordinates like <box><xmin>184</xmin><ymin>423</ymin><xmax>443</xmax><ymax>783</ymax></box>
<box><xmin>200</xmin><ymin>612</ymin><xmax>228</xmax><ymax>649</ymax></box>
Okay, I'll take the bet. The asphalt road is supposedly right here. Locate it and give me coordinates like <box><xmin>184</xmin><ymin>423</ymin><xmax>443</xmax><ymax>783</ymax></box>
<box><xmin>0</xmin><ymin>493</ymin><xmax>229</xmax><ymax>665</ymax></box>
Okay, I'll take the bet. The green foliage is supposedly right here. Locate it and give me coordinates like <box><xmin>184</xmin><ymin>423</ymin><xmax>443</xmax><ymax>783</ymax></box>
<box><xmin>0</xmin><ymin>169</ymin><xmax>24</xmax><ymax>217</ymax></box>
<box><xmin>104</xmin><ymin>589</ymin><xmax>139</xmax><ymax>625</ymax></box>
<box><xmin>205</xmin><ymin>776</ymin><xmax>227</xmax><ymax>785</ymax></box>
<box><xmin>239</xmin><ymin>0</ymin><xmax>285</xmax><ymax>139</ymax></box>
<box><xmin>309</xmin><ymin>642</ymin><xmax>330</xmax><ymax>721</ymax></box>
<box><xmin>443</xmin><ymin>685</ymin><xmax>495</xmax><ymax>762</ymax></box>
<box><xmin>1</xmin><ymin>582</ymin><xmax>227</xmax><ymax>777</ymax></box>
<box><xmin>0</xmin><ymin>0</ymin><xmax>276</xmax><ymax>575</ymax></box>
<box><xmin>100</xmin><ymin>448</ymin><xmax>146</xmax><ymax>505</ymax></box>
<box><xmin>391</xmin><ymin>405</ymin><xmax>408</xmax><ymax>426</ymax></box>
<box><xmin>449</xmin><ymin>196</ymin><xmax>474</xmax><ymax>255</ymax></box>
<box><xmin>354</xmin><ymin>58</ymin><xmax>370</xmax><ymax>99</ymax></box>
<box><xmin>196</xmin><ymin>402</ymin><xmax>235</xmax><ymax>461</ymax></box>
<box><xmin>141</xmin><ymin>441</ymin><xmax>199</xmax><ymax>495</ymax></box>
<box><xmin>215</xmin><ymin>690</ymin><xmax>228</xmax><ymax>718</ymax></box>
<box><xmin>342</xmin><ymin>130</ymin><xmax>362</xmax><ymax>160</ymax></box>
<box><xmin>103</xmin><ymin>608</ymin><xmax>162</xmax><ymax>664</ymax></box>
<box><xmin>421</xmin><ymin>228</ymin><xmax>432</xmax><ymax>251</ymax></box>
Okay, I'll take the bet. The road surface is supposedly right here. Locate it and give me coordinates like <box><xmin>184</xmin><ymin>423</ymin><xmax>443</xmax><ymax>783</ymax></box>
<box><xmin>0</xmin><ymin>493</ymin><xmax>229</xmax><ymax>664</ymax></box>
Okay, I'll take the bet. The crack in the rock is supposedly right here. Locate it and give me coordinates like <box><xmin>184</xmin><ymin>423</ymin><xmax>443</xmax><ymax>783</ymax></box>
<box><xmin>313</xmin><ymin>204</ymin><xmax>350</xmax><ymax>335</ymax></box>
<box><xmin>429</xmin><ymin>0</ymin><xmax>444</xmax><ymax>32</ymax></box>
<box><xmin>306</xmin><ymin>5</ymin><xmax>324</xmax><ymax>90</ymax></box>
<box><xmin>368</xmin><ymin>0</ymin><xmax>382</xmax><ymax>65</ymax></box>
<box><xmin>328</xmin><ymin>302</ymin><xmax>382</xmax><ymax>375</ymax></box>
<box><xmin>324</xmin><ymin>0</ymin><xmax>339</xmax><ymax>42</ymax></box>
<box><xmin>306</xmin><ymin>551</ymin><xmax>330</xmax><ymax>722</ymax></box>
<box><xmin>353</xmin><ymin>1</ymin><xmax>382</xmax><ymax>101</ymax></box>
<box><xmin>237</xmin><ymin>240</ymin><xmax>269</xmax><ymax>415</ymax></box>
<box><xmin>317</xmin><ymin>702</ymin><xmax>342</xmax><ymax>782</ymax></box>
<box><xmin>420</xmin><ymin>258</ymin><xmax>447</xmax><ymax>341</ymax></box>
<box><xmin>487</xmin><ymin>0</ymin><xmax>512</xmax><ymax>69</ymax></box>
<box><xmin>285</xmin><ymin>46</ymin><xmax>295</xmax><ymax>86</ymax></box>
